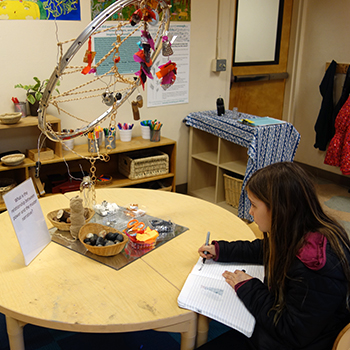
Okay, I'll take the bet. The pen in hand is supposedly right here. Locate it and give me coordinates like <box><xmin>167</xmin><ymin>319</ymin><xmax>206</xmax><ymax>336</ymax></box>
<box><xmin>203</xmin><ymin>231</ymin><xmax>211</xmax><ymax>264</ymax></box>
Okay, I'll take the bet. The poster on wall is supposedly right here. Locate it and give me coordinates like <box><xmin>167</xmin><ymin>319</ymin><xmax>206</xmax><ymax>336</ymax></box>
<box><xmin>92</xmin><ymin>22</ymin><xmax>190</xmax><ymax>106</ymax></box>
<box><xmin>0</xmin><ymin>0</ymin><xmax>81</xmax><ymax>21</ymax></box>
<box><xmin>147</xmin><ymin>22</ymin><xmax>190</xmax><ymax>107</ymax></box>
<box><xmin>91</xmin><ymin>0</ymin><xmax>191</xmax><ymax>22</ymax></box>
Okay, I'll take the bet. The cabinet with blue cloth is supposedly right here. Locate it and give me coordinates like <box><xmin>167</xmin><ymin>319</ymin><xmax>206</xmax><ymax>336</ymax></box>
<box><xmin>185</xmin><ymin>110</ymin><xmax>301</xmax><ymax>220</ymax></box>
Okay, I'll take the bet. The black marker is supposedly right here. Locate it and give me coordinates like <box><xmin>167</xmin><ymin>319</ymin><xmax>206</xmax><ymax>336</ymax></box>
<box><xmin>203</xmin><ymin>231</ymin><xmax>211</xmax><ymax>264</ymax></box>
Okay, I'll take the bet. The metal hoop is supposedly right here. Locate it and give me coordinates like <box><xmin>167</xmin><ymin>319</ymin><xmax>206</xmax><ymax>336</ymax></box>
<box><xmin>38</xmin><ymin>0</ymin><xmax>170</xmax><ymax>142</ymax></box>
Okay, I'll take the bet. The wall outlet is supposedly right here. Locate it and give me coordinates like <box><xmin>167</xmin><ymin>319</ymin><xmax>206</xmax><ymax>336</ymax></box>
<box><xmin>211</xmin><ymin>59</ymin><xmax>227</xmax><ymax>72</ymax></box>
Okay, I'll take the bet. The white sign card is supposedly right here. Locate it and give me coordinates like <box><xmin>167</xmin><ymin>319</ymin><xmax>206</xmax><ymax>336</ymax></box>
<box><xmin>3</xmin><ymin>178</ymin><xmax>51</xmax><ymax>265</ymax></box>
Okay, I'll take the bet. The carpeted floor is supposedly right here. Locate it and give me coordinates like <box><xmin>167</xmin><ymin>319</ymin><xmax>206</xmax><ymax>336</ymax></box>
<box><xmin>314</xmin><ymin>178</ymin><xmax>350</xmax><ymax>237</ymax></box>
<box><xmin>0</xmin><ymin>177</ymin><xmax>348</xmax><ymax>350</ymax></box>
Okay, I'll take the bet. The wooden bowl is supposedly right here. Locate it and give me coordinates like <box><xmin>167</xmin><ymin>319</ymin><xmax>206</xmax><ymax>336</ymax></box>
<box><xmin>1</xmin><ymin>153</ymin><xmax>25</xmax><ymax>166</ymax></box>
<box><xmin>0</xmin><ymin>113</ymin><xmax>22</xmax><ymax>125</ymax></box>
<box><xmin>79</xmin><ymin>223</ymin><xmax>128</xmax><ymax>257</ymax></box>
<box><xmin>47</xmin><ymin>208</ymin><xmax>95</xmax><ymax>231</ymax></box>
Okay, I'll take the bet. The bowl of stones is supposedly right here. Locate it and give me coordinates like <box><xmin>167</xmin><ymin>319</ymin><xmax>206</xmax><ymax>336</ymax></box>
<box><xmin>79</xmin><ymin>223</ymin><xmax>128</xmax><ymax>257</ymax></box>
<box><xmin>47</xmin><ymin>208</ymin><xmax>95</xmax><ymax>231</ymax></box>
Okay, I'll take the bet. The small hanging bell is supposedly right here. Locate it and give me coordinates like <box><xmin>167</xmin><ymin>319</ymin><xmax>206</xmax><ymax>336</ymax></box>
<box><xmin>102</xmin><ymin>91</ymin><xmax>115</xmax><ymax>106</ymax></box>
<box><xmin>162</xmin><ymin>38</ymin><xmax>173</xmax><ymax>57</ymax></box>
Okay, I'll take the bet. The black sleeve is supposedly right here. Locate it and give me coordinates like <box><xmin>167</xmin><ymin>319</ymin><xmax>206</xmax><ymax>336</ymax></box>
<box><xmin>236</xmin><ymin>259</ymin><xmax>347</xmax><ymax>348</ymax></box>
<box><xmin>215</xmin><ymin>239</ymin><xmax>264</xmax><ymax>264</ymax></box>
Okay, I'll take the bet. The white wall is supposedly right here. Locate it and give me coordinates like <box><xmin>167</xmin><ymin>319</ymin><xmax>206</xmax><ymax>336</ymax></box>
<box><xmin>285</xmin><ymin>0</ymin><xmax>350</xmax><ymax>178</ymax></box>
<box><xmin>0</xmin><ymin>0</ymin><xmax>235</xmax><ymax>186</ymax></box>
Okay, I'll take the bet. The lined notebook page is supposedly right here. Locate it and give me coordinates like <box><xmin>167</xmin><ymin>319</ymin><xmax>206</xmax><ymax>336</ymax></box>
<box><xmin>178</xmin><ymin>258</ymin><xmax>264</xmax><ymax>337</ymax></box>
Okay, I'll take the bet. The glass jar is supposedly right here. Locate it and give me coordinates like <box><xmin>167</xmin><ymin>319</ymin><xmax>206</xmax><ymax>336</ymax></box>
<box><xmin>80</xmin><ymin>176</ymin><xmax>93</xmax><ymax>209</ymax></box>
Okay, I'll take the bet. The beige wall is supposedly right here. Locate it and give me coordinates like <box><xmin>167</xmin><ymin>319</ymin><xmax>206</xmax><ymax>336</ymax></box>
<box><xmin>2</xmin><ymin>0</ymin><xmax>347</xmax><ymax>186</ymax></box>
<box><xmin>285</xmin><ymin>0</ymin><xmax>350</xmax><ymax>179</ymax></box>
<box><xmin>0</xmin><ymin>0</ymin><xmax>235</xmax><ymax>186</ymax></box>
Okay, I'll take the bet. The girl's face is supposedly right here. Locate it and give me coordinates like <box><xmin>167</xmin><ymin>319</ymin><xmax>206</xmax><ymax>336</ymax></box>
<box><xmin>247</xmin><ymin>190</ymin><xmax>272</xmax><ymax>233</ymax></box>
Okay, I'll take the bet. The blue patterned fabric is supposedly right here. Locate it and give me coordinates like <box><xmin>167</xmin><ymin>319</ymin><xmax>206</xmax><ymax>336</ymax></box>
<box><xmin>184</xmin><ymin>110</ymin><xmax>301</xmax><ymax>220</ymax></box>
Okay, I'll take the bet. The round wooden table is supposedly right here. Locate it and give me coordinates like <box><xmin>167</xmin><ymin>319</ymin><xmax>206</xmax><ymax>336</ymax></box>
<box><xmin>0</xmin><ymin>189</ymin><xmax>255</xmax><ymax>350</ymax></box>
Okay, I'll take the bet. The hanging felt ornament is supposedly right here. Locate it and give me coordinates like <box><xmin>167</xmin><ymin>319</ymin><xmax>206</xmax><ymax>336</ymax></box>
<box><xmin>162</xmin><ymin>35</ymin><xmax>173</xmax><ymax>57</ymax></box>
<box><xmin>142</xmin><ymin>43</ymin><xmax>151</xmax><ymax>63</ymax></box>
<box><xmin>149</xmin><ymin>9</ymin><xmax>159</xmax><ymax>26</ymax></box>
<box><xmin>141</xmin><ymin>30</ymin><xmax>155</xmax><ymax>50</ymax></box>
<box><xmin>148</xmin><ymin>0</ymin><xmax>159</xmax><ymax>9</ymax></box>
<box><xmin>130</xmin><ymin>8</ymin><xmax>143</xmax><ymax>26</ymax></box>
<box><xmin>142</xmin><ymin>8</ymin><xmax>156</xmax><ymax>23</ymax></box>
<box><xmin>156</xmin><ymin>61</ymin><xmax>177</xmax><ymax>90</ymax></box>
<box><xmin>134</xmin><ymin>50</ymin><xmax>153</xmax><ymax>89</ymax></box>
<box><xmin>82</xmin><ymin>36</ymin><xmax>96</xmax><ymax>75</ymax></box>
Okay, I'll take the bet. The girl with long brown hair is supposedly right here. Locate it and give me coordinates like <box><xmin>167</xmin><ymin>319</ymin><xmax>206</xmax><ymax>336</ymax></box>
<box><xmin>198</xmin><ymin>162</ymin><xmax>350</xmax><ymax>350</ymax></box>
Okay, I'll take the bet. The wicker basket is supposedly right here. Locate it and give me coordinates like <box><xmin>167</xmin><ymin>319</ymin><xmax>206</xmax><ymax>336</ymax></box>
<box><xmin>223</xmin><ymin>174</ymin><xmax>243</xmax><ymax>208</ymax></box>
<box><xmin>47</xmin><ymin>208</ymin><xmax>95</xmax><ymax>231</ymax></box>
<box><xmin>79</xmin><ymin>223</ymin><xmax>128</xmax><ymax>256</ymax></box>
<box><xmin>95</xmin><ymin>175</ymin><xmax>112</xmax><ymax>186</ymax></box>
<box><xmin>118</xmin><ymin>150</ymin><xmax>169</xmax><ymax>180</ymax></box>
<box><xmin>0</xmin><ymin>178</ymin><xmax>16</xmax><ymax>203</ymax></box>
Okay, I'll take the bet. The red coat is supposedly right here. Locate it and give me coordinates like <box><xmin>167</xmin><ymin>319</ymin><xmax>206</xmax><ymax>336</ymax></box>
<box><xmin>324</xmin><ymin>95</ymin><xmax>350</xmax><ymax>174</ymax></box>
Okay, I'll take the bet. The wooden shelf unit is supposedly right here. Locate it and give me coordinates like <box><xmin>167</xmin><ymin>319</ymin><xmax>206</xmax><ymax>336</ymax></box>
<box><xmin>0</xmin><ymin>116</ymin><xmax>176</xmax><ymax>211</ymax></box>
<box><xmin>187</xmin><ymin>127</ymin><xmax>248</xmax><ymax>214</ymax></box>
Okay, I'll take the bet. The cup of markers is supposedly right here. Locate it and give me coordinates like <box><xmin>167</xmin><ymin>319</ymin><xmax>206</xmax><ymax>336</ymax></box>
<box><xmin>140</xmin><ymin>120</ymin><xmax>151</xmax><ymax>140</ymax></box>
<box><xmin>150</xmin><ymin>120</ymin><xmax>162</xmax><ymax>142</ymax></box>
<box><xmin>87</xmin><ymin>126</ymin><xmax>103</xmax><ymax>153</ymax></box>
<box><xmin>103</xmin><ymin>127</ymin><xmax>116</xmax><ymax>149</ymax></box>
<box><xmin>118</xmin><ymin>123</ymin><xmax>134</xmax><ymax>142</ymax></box>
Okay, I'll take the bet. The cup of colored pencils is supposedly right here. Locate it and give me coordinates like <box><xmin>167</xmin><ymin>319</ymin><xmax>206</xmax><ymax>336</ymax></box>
<box><xmin>150</xmin><ymin>120</ymin><xmax>162</xmax><ymax>142</ymax></box>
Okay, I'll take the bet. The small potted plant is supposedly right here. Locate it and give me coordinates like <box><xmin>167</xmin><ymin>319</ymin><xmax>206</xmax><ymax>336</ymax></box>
<box><xmin>15</xmin><ymin>77</ymin><xmax>60</xmax><ymax>116</ymax></box>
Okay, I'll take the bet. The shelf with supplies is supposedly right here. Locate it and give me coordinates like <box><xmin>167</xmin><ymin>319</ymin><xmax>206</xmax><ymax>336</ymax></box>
<box><xmin>0</xmin><ymin>115</ymin><xmax>176</xmax><ymax>211</ymax></box>
<box><xmin>187</xmin><ymin>127</ymin><xmax>247</xmax><ymax>215</ymax></box>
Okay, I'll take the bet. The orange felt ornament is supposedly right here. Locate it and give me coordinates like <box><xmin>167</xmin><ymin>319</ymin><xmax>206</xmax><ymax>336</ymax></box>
<box><xmin>156</xmin><ymin>62</ymin><xmax>176</xmax><ymax>79</ymax></box>
<box><xmin>82</xmin><ymin>37</ymin><xmax>94</xmax><ymax>75</ymax></box>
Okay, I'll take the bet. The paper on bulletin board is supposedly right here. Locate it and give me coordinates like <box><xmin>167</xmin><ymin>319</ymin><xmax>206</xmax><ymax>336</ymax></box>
<box><xmin>93</xmin><ymin>22</ymin><xmax>190</xmax><ymax>106</ymax></box>
<box><xmin>3</xmin><ymin>178</ymin><xmax>51</xmax><ymax>266</ymax></box>
<box><xmin>147</xmin><ymin>23</ymin><xmax>190</xmax><ymax>107</ymax></box>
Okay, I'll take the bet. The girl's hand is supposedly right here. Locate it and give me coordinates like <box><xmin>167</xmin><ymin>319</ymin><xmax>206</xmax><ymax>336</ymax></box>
<box><xmin>222</xmin><ymin>270</ymin><xmax>252</xmax><ymax>289</ymax></box>
<box><xmin>198</xmin><ymin>244</ymin><xmax>216</xmax><ymax>260</ymax></box>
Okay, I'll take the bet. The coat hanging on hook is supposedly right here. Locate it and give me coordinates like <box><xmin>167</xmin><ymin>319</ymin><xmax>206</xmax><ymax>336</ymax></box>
<box><xmin>314</xmin><ymin>60</ymin><xmax>337</xmax><ymax>151</ymax></box>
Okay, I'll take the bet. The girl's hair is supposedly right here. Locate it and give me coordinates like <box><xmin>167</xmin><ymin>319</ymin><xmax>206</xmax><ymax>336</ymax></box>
<box><xmin>246</xmin><ymin>161</ymin><xmax>350</xmax><ymax>322</ymax></box>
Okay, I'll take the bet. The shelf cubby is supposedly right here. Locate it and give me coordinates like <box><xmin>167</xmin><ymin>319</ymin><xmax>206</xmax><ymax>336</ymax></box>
<box><xmin>188</xmin><ymin>127</ymin><xmax>248</xmax><ymax>214</ymax></box>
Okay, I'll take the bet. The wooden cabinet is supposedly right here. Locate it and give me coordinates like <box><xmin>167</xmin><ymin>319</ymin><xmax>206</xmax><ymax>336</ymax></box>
<box><xmin>187</xmin><ymin>127</ymin><xmax>247</xmax><ymax>214</ymax></box>
<box><xmin>0</xmin><ymin>116</ymin><xmax>176</xmax><ymax>211</ymax></box>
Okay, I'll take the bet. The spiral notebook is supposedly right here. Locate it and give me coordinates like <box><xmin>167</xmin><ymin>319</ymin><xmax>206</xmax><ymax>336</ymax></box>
<box><xmin>177</xmin><ymin>258</ymin><xmax>264</xmax><ymax>337</ymax></box>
